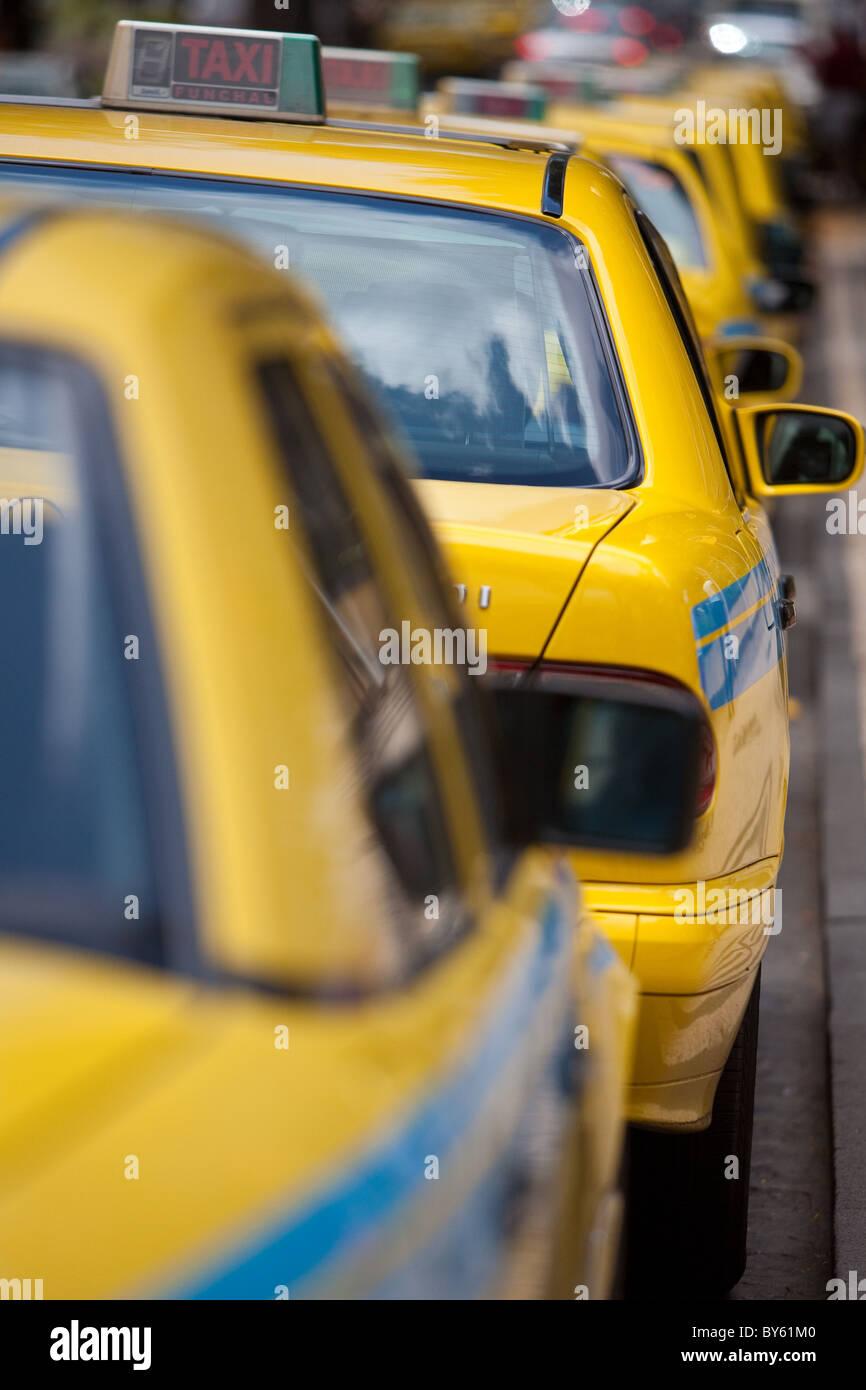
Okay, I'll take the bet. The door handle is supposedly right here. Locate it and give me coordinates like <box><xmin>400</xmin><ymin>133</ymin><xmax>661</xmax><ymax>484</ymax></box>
<box><xmin>779</xmin><ymin>574</ymin><xmax>796</xmax><ymax>629</ymax></box>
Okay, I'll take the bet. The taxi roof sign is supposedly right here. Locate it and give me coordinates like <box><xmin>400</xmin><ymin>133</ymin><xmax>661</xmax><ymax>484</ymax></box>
<box><xmin>502</xmin><ymin>58</ymin><xmax>687</xmax><ymax>103</ymax></box>
<box><xmin>500</xmin><ymin>62</ymin><xmax>602</xmax><ymax>106</ymax></box>
<box><xmin>103</xmin><ymin>21</ymin><xmax>324</xmax><ymax>122</ymax></box>
<box><xmin>435</xmin><ymin>78</ymin><xmax>547</xmax><ymax>122</ymax></box>
<box><xmin>322</xmin><ymin>47</ymin><xmax>419</xmax><ymax>113</ymax></box>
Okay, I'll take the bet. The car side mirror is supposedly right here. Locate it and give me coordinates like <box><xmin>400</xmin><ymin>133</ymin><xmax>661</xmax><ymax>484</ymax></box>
<box><xmin>705</xmin><ymin>335</ymin><xmax>802</xmax><ymax>404</ymax></box>
<box><xmin>748</xmin><ymin>274</ymin><xmax>815</xmax><ymax>316</ymax></box>
<box><xmin>736</xmin><ymin>403</ymin><xmax>865</xmax><ymax>498</ymax></box>
<box><xmin>492</xmin><ymin>673</ymin><xmax>704</xmax><ymax>855</ymax></box>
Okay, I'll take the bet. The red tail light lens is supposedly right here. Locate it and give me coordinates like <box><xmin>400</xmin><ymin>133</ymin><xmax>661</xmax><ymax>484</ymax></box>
<box><xmin>488</xmin><ymin>657</ymin><xmax>532</xmax><ymax>682</ymax></box>
<box><xmin>611</xmin><ymin>37</ymin><xmax>649</xmax><ymax>67</ymax></box>
<box><xmin>514</xmin><ymin>34</ymin><xmax>553</xmax><ymax>60</ymax></box>
<box><xmin>695</xmin><ymin>720</ymin><xmax>717</xmax><ymax>817</ymax></box>
<box><xmin>619</xmin><ymin>7</ymin><xmax>656</xmax><ymax>38</ymax></box>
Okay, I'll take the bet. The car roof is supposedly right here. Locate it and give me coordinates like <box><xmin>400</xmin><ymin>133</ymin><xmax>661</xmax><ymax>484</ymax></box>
<box><xmin>550</xmin><ymin>103</ymin><xmax>690</xmax><ymax>150</ymax></box>
<box><xmin>0</xmin><ymin>99</ymin><xmax>609</xmax><ymax>221</ymax></box>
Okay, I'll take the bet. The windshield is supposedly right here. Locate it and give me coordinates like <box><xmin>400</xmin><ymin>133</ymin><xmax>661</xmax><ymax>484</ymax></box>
<box><xmin>606</xmin><ymin>155</ymin><xmax>708</xmax><ymax>270</ymax></box>
<box><xmin>0</xmin><ymin>164</ymin><xmax>636</xmax><ymax>489</ymax></box>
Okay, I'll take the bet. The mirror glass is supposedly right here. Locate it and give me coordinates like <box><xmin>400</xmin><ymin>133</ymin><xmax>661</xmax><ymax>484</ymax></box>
<box><xmin>758</xmin><ymin>410</ymin><xmax>857</xmax><ymax>486</ymax></box>
<box><xmin>716</xmin><ymin>346</ymin><xmax>792</xmax><ymax>395</ymax></box>
<box><xmin>750</xmin><ymin>276</ymin><xmax>814</xmax><ymax>315</ymax></box>
<box><xmin>493</xmin><ymin>682</ymin><xmax>702</xmax><ymax>855</ymax></box>
<box><xmin>550</xmin><ymin>695</ymin><xmax>700</xmax><ymax>853</ymax></box>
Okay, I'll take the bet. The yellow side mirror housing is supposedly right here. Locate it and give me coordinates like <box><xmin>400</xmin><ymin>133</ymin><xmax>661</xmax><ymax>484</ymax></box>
<box><xmin>736</xmin><ymin>402</ymin><xmax>865</xmax><ymax>499</ymax></box>
<box><xmin>706</xmin><ymin>334</ymin><xmax>803</xmax><ymax>406</ymax></box>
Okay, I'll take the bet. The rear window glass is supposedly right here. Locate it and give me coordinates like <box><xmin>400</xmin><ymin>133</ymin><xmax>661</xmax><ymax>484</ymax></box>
<box><xmin>0</xmin><ymin>163</ymin><xmax>637</xmax><ymax>490</ymax></box>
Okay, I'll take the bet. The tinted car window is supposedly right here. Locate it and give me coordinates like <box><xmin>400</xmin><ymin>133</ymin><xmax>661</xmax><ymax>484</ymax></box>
<box><xmin>257</xmin><ymin>356</ymin><xmax>471</xmax><ymax>974</ymax></box>
<box><xmin>0</xmin><ymin>348</ymin><xmax>158</xmax><ymax>957</ymax></box>
<box><xmin>321</xmin><ymin>353</ymin><xmax>507</xmax><ymax>862</ymax></box>
<box><xmin>0</xmin><ymin>164</ymin><xmax>636</xmax><ymax>489</ymax></box>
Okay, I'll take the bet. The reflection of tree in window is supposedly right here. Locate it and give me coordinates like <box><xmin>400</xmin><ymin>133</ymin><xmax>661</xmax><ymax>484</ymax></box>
<box><xmin>0</xmin><ymin>169</ymin><xmax>637</xmax><ymax>489</ymax></box>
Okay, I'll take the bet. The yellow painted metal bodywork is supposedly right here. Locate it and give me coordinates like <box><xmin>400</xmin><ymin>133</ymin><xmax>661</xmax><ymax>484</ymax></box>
<box><xmin>0</xmin><ymin>100</ymin><xmax>572</xmax><ymax>217</ymax></box>
<box><xmin>628</xmin><ymin>969</ymin><xmax>758</xmax><ymax>1131</ymax></box>
<box><xmin>596</xmin><ymin>80</ymin><xmax>794</xmax><ymax>229</ymax></box>
<box><xmin>0</xmin><ymin>98</ymin><xmax>794</xmax><ymax>1135</ymax></box>
<box><xmin>0</xmin><ymin>200</ymin><xmax>635</xmax><ymax>1298</ymax></box>
<box><xmin>705</xmin><ymin>333</ymin><xmax>803</xmax><ymax>405</ymax></box>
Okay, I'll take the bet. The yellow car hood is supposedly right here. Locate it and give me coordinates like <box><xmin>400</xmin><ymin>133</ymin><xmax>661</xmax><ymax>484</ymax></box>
<box><xmin>415</xmin><ymin>479</ymin><xmax>634</xmax><ymax>656</ymax></box>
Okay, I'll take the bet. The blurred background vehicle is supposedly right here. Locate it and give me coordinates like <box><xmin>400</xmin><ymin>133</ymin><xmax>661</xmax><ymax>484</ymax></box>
<box><xmin>703</xmin><ymin>4</ymin><xmax>822</xmax><ymax>108</ymax></box>
<box><xmin>0</xmin><ymin>51</ymin><xmax>80</xmax><ymax>96</ymax></box>
<box><xmin>376</xmin><ymin>0</ymin><xmax>545</xmax><ymax>77</ymax></box>
<box><xmin>2</xmin><ymin>0</ymin><xmax>861</xmax><ymax>200</ymax></box>
<box><xmin>512</xmin><ymin>1</ymin><xmax>691</xmax><ymax>69</ymax></box>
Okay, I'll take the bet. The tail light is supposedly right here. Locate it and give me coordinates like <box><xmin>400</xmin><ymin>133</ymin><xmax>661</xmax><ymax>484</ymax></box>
<box><xmin>695</xmin><ymin>720</ymin><xmax>717</xmax><ymax>817</ymax></box>
<box><xmin>488</xmin><ymin>658</ymin><xmax>717</xmax><ymax>817</ymax></box>
<box><xmin>619</xmin><ymin>8</ymin><xmax>656</xmax><ymax>39</ymax></box>
<box><xmin>611</xmin><ymin>37</ymin><xmax>649</xmax><ymax>67</ymax></box>
<box><xmin>514</xmin><ymin>34</ymin><xmax>552</xmax><ymax>61</ymax></box>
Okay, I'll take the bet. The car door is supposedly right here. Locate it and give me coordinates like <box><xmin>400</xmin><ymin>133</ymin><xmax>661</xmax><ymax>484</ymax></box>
<box><xmin>637</xmin><ymin>210</ymin><xmax>786</xmax><ymax>638</ymax></box>
<box><xmin>630</xmin><ymin>210</ymin><xmax>788</xmax><ymax>853</ymax></box>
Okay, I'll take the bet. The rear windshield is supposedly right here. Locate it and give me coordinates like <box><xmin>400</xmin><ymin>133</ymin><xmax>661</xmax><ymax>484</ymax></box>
<box><xmin>0</xmin><ymin>163</ymin><xmax>636</xmax><ymax>489</ymax></box>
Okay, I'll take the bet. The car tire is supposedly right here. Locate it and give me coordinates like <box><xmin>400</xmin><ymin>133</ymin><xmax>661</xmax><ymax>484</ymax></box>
<box><xmin>624</xmin><ymin>968</ymin><xmax>761</xmax><ymax>1299</ymax></box>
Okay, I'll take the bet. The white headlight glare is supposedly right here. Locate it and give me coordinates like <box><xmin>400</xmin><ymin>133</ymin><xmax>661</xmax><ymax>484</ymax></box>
<box><xmin>708</xmin><ymin>22</ymin><xmax>748</xmax><ymax>55</ymax></box>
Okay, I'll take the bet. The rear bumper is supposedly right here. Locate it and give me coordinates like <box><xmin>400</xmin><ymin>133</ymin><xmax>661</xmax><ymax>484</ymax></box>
<box><xmin>580</xmin><ymin>858</ymin><xmax>778</xmax><ymax>1129</ymax></box>
<box><xmin>626</xmin><ymin>970</ymin><xmax>758</xmax><ymax>1130</ymax></box>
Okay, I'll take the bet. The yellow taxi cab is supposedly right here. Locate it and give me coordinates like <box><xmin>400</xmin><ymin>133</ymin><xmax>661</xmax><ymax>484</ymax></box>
<box><xmin>0</xmin><ymin>194</ymin><xmax>715</xmax><ymax>1300</ymax></box>
<box><xmin>689</xmin><ymin>59</ymin><xmax>814</xmax><ymax>210</ymax></box>
<box><xmin>3</xmin><ymin>20</ymin><xmax>861</xmax><ymax>1294</ymax></box>
<box><xmin>582</xmin><ymin>74</ymin><xmax>814</xmax><ymax>313</ymax></box>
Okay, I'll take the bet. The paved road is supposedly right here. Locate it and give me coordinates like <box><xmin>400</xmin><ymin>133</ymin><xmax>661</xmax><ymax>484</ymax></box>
<box><xmin>729</xmin><ymin>496</ymin><xmax>833</xmax><ymax>1300</ymax></box>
